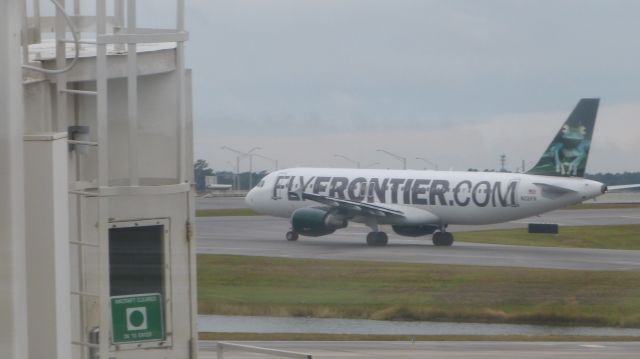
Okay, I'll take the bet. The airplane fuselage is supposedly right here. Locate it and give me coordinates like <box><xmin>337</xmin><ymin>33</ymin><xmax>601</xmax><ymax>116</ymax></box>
<box><xmin>246</xmin><ymin>168</ymin><xmax>605</xmax><ymax>226</ymax></box>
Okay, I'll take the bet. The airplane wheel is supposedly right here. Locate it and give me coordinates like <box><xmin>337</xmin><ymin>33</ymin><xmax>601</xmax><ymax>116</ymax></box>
<box><xmin>367</xmin><ymin>232</ymin><xmax>388</xmax><ymax>246</ymax></box>
<box><xmin>443</xmin><ymin>232</ymin><xmax>454</xmax><ymax>246</ymax></box>
<box><xmin>286</xmin><ymin>231</ymin><xmax>299</xmax><ymax>241</ymax></box>
<box><xmin>432</xmin><ymin>232</ymin><xmax>440</xmax><ymax>246</ymax></box>
<box><xmin>366</xmin><ymin>232</ymin><xmax>375</xmax><ymax>246</ymax></box>
<box><xmin>433</xmin><ymin>232</ymin><xmax>454</xmax><ymax>246</ymax></box>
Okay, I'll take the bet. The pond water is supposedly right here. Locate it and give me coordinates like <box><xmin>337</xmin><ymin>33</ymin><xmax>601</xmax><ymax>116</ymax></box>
<box><xmin>198</xmin><ymin>315</ymin><xmax>640</xmax><ymax>337</ymax></box>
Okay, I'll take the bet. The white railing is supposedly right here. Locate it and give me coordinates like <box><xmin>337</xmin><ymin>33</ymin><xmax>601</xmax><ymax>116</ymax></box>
<box><xmin>22</xmin><ymin>2</ymin><xmax>188</xmax><ymax>359</ymax></box>
<box><xmin>216</xmin><ymin>342</ymin><xmax>312</xmax><ymax>359</ymax></box>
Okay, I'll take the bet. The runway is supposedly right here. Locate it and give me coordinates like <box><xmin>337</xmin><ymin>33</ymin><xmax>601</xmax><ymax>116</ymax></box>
<box><xmin>196</xmin><ymin>207</ymin><xmax>640</xmax><ymax>271</ymax></box>
<box><xmin>196</xmin><ymin>199</ymin><xmax>640</xmax><ymax>357</ymax></box>
<box><xmin>199</xmin><ymin>341</ymin><xmax>640</xmax><ymax>359</ymax></box>
<box><xmin>197</xmin><ymin>196</ymin><xmax>248</xmax><ymax>209</ymax></box>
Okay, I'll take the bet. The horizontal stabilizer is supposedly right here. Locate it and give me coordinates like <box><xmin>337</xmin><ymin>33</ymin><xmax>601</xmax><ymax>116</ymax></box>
<box><xmin>533</xmin><ymin>182</ymin><xmax>577</xmax><ymax>199</ymax></box>
<box><xmin>607</xmin><ymin>184</ymin><xmax>640</xmax><ymax>191</ymax></box>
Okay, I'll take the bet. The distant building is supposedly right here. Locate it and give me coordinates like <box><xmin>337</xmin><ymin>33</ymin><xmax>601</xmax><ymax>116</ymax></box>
<box><xmin>205</xmin><ymin>175</ymin><xmax>232</xmax><ymax>190</ymax></box>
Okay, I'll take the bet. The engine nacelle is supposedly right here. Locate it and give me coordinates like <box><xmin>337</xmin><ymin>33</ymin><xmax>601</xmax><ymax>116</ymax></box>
<box><xmin>291</xmin><ymin>207</ymin><xmax>347</xmax><ymax>237</ymax></box>
<box><xmin>392</xmin><ymin>224</ymin><xmax>439</xmax><ymax>237</ymax></box>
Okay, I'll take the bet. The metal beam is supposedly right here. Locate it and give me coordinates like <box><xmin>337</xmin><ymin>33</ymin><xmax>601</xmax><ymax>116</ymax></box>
<box><xmin>127</xmin><ymin>0</ymin><xmax>139</xmax><ymax>185</ymax></box>
<box><xmin>97</xmin><ymin>31</ymin><xmax>189</xmax><ymax>44</ymax></box>
<box><xmin>24</xmin><ymin>133</ymin><xmax>71</xmax><ymax>359</ymax></box>
<box><xmin>0</xmin><ymin>1</ymin><xmax>28</xmax><ymax>358</ymax></box>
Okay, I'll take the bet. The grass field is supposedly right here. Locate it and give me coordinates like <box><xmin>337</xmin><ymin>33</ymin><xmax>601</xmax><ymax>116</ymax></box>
<box><xmin>565</xmin><ymin>202</ymin><xmax>640</xmax><ymax>210</ymax></box>
<box><xmin>196</xmin><ymin>208</ymin><xmax>258</xmax><ymax>217</ymax></box>
<box><xmin>195</xmin><ymin>206</ymin><xmax>640</xmax><ymax>250</ymax></box>
<box><xmin>198</xmin><ymin>255</ymin><xmax>640</xmax><ymax>328</ymax></box>
<box><xmin>456</xmin><ymin>224</ymin><xmax>640</xmax><ymax>250</ymax></box>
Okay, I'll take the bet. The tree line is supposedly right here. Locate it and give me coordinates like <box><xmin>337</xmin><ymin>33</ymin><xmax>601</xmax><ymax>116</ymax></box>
<box><xmin>195</xmin><ymin>159</ymin><xmax>640</xmax><ymax>191</ymax></box>
<box><xmin>586</xmin><ymin>172</ymin><xmax>640</xmax><ymax>187</ymax></box>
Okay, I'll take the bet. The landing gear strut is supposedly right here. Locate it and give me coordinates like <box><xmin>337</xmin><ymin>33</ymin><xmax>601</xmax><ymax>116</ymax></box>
<box><xmin>366</xmin><ymin>231</ymin><xmax>388</xmax><ymax>246</ymax></box>
<box><xmin>432</xmin><ymin>231</ymin><xmax>454</xmax><ymax>246</ymax></box>
<box><xmin>286</xmin><ymin>231</ymin><xmax>299</xmax><ymax>241</ymax></box>
<box><xmin>364</xmin><ymin>221</ymin><xmax>388</xmax><ymax>246</ymax></box>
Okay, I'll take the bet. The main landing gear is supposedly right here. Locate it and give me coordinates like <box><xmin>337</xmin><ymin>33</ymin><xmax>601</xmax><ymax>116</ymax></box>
<box><xmin>432</xmin><ymin>231</ymin><xmax>454</xmax><ymax>246</ymax></box>
<box><xmin>366</xmin><ymin>231</ymin><xmax>388</xmax><ymax>246</ymax></box>
<box><xmin>364</xmin><ymin>221</ymin><xmax>388</xmax><ymax>246</ymax></box>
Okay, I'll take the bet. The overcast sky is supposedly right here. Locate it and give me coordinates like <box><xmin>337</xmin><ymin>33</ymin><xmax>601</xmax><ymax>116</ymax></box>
<box><xmin>183</xmin><ymin>0</ymin><xmax>640</xmax><ymax>173</ymax></box>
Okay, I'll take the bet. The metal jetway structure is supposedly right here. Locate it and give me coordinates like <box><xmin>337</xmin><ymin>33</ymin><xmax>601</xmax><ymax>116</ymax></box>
<box><xmin>5</xmin><ymin>0</ymin><xmax>197</xmax><ymax>358</ymax></box>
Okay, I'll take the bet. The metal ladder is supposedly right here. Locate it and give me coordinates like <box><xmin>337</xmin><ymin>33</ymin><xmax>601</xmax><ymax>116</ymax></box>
<box><xmin>22</xmin><ymin>1</ymin><xmax>188</xmax><ymax>358</ymax></box>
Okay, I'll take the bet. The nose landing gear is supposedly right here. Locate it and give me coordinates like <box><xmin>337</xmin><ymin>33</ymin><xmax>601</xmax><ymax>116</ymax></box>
<box><xmin>286</xmin><ymin>231</ymin><xmax>299</xmax><ymax>241</ymax></box>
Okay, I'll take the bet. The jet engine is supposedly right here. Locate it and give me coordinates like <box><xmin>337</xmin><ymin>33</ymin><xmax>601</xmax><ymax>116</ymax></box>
<box><xmin>392</xmin><ymin>224</ymin><xmax>439</xmax><ymax>237</ymax></box>
<box><xmin>291</xmin><ymin>207</ymin><xmax>348</xmax><ymax>237</ymax></box>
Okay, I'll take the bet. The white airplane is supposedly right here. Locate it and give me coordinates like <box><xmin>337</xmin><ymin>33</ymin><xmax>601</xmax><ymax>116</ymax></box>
<box><xmin>245</xmin><ymin>99</ymin><xmax>635</xmax><ymax>246</ymax></box>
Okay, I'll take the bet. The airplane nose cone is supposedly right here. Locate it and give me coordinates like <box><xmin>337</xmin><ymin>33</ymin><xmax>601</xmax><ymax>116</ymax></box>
<box><xmin>245</xmin><ymin>188</ymin><xmax>255</xmax><ymax>207</ymax></box>
<box><xmin>244</xmin><ymin>190</ymin><xmax>253</xmax><ymax>207</ymax></box>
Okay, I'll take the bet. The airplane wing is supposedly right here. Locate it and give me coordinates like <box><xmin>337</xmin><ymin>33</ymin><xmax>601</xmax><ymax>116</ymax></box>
<box><xmin>295</xmin><ymin>191</ymin><xmax>442</xmax><ymax>226</ymax></box>
<box><xmin>296</xmin><ymin>192</ymin><xmax>405</xmax><ymax>218</ymax></box>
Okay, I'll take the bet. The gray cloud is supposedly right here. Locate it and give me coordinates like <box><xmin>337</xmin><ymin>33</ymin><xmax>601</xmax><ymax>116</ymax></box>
<box><xmin>197</xmin><ymin>102</ymin><xmax>640</xmax><ymax>174</ymax></box>
<box><xmin>183</xmin><ymin>0</ymin><xmax>640</xmax><ymax>172</ymax></box>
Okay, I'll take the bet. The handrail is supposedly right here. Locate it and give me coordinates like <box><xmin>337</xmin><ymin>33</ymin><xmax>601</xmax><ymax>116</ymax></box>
<box><xmin>22</xmin><ymin>0</ymin><xmax>80</xmax><ymax>74</ymax></box>
<box><xmin>216</xmin><ymin>342</ymin><xmax>312</xmax><ymax>359</ymax></box>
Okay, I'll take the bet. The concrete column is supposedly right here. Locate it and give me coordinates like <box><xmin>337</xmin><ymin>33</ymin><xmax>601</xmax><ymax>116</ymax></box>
<box><xmin>0</xmin><ymin>0</ymin><xmax>28</xmax><ymax>358</ymax></box>
<box><xmin>24</xmin><ymin>133</ymin><xmax>71</xmax><ymax>359</ymax></box>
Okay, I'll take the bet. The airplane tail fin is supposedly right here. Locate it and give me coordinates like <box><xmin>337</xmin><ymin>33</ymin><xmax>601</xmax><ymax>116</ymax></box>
<box><xmin>526</xmin><ymin>98</ymin><xmax>600</xmax><ymax>178</ymax></box>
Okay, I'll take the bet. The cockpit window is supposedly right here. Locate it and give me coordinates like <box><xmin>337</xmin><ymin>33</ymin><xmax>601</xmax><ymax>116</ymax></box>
<box><xmin>257</xmin><ymin>180</ymin><xmax>265</xmax><ymax>188</ymax></box>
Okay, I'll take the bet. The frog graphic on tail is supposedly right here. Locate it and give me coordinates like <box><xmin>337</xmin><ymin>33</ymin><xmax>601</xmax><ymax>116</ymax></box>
<box><xmin>551</xmin><ymin>123</ymin><xmax>590</xmax><ymax>176</ymax></box>
<box><xmin>527</xmin><ymin>99</ymin><xmax>599</xmax><ymax>178</ymax></box>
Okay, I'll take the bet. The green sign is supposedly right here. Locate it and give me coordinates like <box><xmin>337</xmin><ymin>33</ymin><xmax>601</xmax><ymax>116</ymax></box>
<box><xmin>111</xmin><ymin>293</ymin><xmax>164</xmax><ymax>344</ymax></box>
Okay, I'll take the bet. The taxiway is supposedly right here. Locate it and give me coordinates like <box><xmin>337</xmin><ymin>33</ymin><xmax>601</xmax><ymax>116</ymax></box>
<box><xmin>199</xmin><ymin>340</ymin><xmax>640</xmax><ymax>359</ymax></box>
<box><xmin>196</xmin><ymin>207</ymin><xmax>640</xmax><ymax>271</ymax></box>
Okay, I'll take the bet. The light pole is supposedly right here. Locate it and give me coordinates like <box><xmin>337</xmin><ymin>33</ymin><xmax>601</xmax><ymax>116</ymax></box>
<box><xmin>221</xmin><ymin>146</ymin><xmax>261</xmax><ymax>190</ymax></box>
<box><xmin>376</xmin><ymin>149</ymin><xmax>407</xmax><ymax>170</ymax></box>
<box><xmin>416</xmin><ymin>157</ymin><xmax>439</xmax><ymax>170</ymax></box>
<box><xmin>254</xmin><ymin>153</ymin><xmax>279</xmax><ymax>172</ymax></box>
<box><xmin>224</xmin><ymin>160</ymin><xmax>238</xmax><ymax>190</ymax></box>
<box><xmin>333</xmin><ymin>154</ymin><xmax>360</xmax><ymax>168</ymax></box>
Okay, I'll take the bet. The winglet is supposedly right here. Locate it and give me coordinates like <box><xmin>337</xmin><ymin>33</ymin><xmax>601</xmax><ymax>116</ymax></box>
<box><xmin>527</xmin><ymin>98</ymin><xmax>599</xmax><ymax>177</ymax></box>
